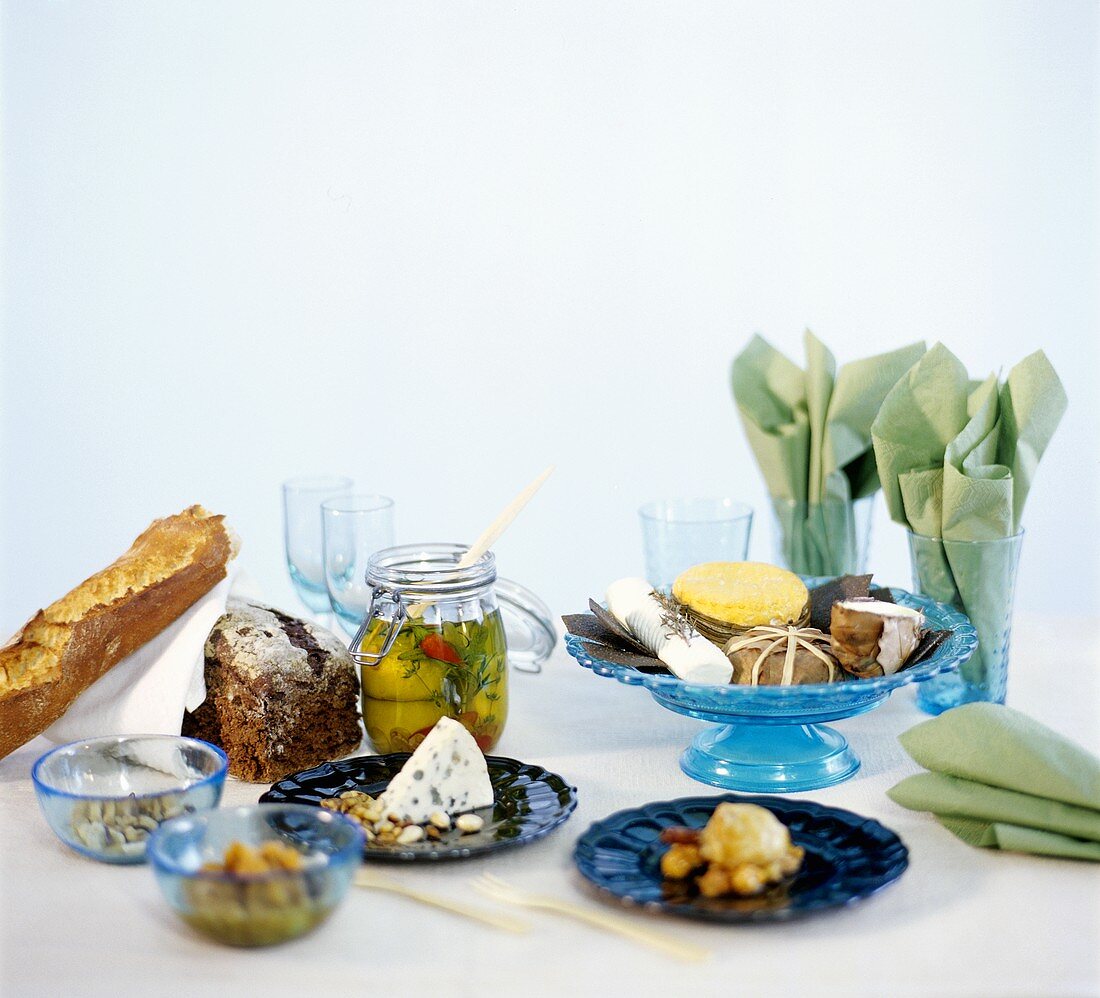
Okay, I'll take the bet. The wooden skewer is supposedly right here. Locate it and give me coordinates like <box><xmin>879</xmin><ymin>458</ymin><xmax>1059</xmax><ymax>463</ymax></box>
<box><xmin>355</xmin><ymin>870</ymin><xmax>530</xmax><ymax>934</ymax></box>
<box><xmin>405</xmin><ymin>466</ymin><xmax>554</xmax><ymax>617</ymax></box>
<box><xmin>471</xmin><ymin>873</ymin><xmax>710</xmax><ymax>963</ymax></box>
<box><xmin>457</xmin><ymin>465</ymin><xmax>555</xmax><ymax>568</ymax></box>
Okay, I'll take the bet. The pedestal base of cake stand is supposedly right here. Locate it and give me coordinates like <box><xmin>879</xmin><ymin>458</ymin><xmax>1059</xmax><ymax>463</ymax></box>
<box><xmin>679</xmin><ymin>721</ymin><xmax>861</xmax><ymax>793</ymax></box>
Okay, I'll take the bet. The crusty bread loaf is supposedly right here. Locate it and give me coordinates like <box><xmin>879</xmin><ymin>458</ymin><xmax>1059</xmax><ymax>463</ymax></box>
<box><xmin>183</xmin><ymin>599</ymin><xmax>362</xmax><ymax>782</ymax></box>
<box><xmin>0</xmin><ymin>505</ymin><xmax>236</xmax><ymax>758</ymax></box>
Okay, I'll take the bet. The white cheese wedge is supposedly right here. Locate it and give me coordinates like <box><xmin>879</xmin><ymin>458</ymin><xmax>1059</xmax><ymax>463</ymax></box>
<box><xmin>376</xmin><ymin>717</ymin><xmax>493</xmax><ymax>824</ymax></box>
<box><xmin>606</xmin><ymin>577</ymin><xmax>733</xmax><ymax>685</ymax></box>
<box><xmin>836</xmin><ymin>599</ymin><xmax>924</xmax><ymax>676</ymax></box>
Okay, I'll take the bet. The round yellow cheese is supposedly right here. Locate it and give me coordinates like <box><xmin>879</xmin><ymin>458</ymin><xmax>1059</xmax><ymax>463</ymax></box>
<box><xmin>673</xmin><ymin>562</ymin><xmax>809</xmax><ymax>629</ymax></box>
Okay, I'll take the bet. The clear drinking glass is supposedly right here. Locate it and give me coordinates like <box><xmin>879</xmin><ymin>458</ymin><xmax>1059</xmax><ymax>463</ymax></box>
<box><xmin>322</xmin><ymin>494</ymin><xmax>397</xmax><ymax>637</ymax></box>
<box><xmin>770</xmin><ymin>495</ymin><xmax>874</xmax><ymax>578</ymax></box>
<box><xmin>639</xmin><ymin>499</ymin><xmax>753</xmax><ymax>588</ymax></box>
<box><xmin>282</xmin><ymin>475</ymin><xmax>354</xmax><ymax>613</ymax></box>
<box><xmin>908</xmin><ymin>530</ymin><xmax>1024</xmax><ymax>715</ymax></box>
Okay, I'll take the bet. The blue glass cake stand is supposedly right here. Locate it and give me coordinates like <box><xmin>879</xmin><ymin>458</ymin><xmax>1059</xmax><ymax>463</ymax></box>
<box><xmin>564</xmin><ymin>585</ymin><xmax>977</xmax><ymax>793</ymax></box>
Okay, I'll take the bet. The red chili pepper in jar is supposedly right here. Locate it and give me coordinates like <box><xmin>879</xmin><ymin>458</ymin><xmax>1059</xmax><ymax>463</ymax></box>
<box><xmin>419</xmin><ymin>634</ymin><xmax>463</xmax><ymax>665</ymax></box>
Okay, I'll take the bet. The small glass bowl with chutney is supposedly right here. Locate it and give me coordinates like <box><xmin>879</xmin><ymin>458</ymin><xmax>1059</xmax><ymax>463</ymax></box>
<box><xmin>147</xmin><ymin>804</ymin><xmax>364</xmax><ymax>947</ymax></box>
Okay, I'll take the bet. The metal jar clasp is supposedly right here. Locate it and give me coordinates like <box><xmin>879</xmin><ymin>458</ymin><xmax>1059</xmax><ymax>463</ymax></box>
<box><xmin>348</xmin><ymin>587</ymin><xmax>408</xmax><ymax>666</ymax></box>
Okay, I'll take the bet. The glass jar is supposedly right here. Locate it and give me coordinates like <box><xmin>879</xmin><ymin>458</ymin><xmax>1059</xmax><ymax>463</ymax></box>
<box><xmin>349</xmin><ymin>544</ymin><xmax>548</xmax><ymax>754</ymax></box>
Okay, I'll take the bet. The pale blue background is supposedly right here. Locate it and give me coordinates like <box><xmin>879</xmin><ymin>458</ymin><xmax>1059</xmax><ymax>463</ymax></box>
<box><xmin>2</xmin><ymin>1</ymin><xmax>1097</xmax><ymax>629</ymax></box>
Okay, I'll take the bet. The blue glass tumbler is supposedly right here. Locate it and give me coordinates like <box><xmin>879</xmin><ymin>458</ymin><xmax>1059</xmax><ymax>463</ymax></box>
<box><xmin>283</xmin><ymin>474</ymin><xmax>354</xmax><ymax>613</ymax></box>
<box><xmin>639</xmin><ymin>499</ymin><xmax>753</xmax><ymax>589</ymax></box>
<box><xmin>908</xmin><ymin>530</ymin><xmax>1024</xmax><ymax>715</ymax></box>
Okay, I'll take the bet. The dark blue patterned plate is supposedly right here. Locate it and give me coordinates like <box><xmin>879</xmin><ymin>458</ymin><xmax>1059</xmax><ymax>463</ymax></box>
<box><xmin>573</xmin><ymin>794</ymin><xmax>908</xmax><ymax>921</ymax></box>
<box><xmin>260</xmin><ymin>753</ymin><xmax>577</xmax><ymax>862</ymax></box>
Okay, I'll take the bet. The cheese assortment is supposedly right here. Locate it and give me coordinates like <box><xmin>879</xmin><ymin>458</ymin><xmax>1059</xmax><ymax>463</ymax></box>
<box><xmin>316</xmin><ymin>717</ymin><xmax>498</xmax><ymax>848</ymax></box>
<box><xmin>566</xmin><ymin>567</ymin><xmax>942</xmax><ymax>687</ymax></box>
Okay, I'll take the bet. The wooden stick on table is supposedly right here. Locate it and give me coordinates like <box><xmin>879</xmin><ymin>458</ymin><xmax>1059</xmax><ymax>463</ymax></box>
<box><xmin>356</xmin><ymin>870</ymin><xmax>531</xmax><ymax>934</ymax></box>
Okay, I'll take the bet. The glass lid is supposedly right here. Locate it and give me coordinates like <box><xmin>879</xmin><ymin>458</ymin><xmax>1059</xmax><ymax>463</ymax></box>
<box><xmin>495</xmin><ymin>578</ymin><xmax>556</xmax><ymax>673</ymax></box>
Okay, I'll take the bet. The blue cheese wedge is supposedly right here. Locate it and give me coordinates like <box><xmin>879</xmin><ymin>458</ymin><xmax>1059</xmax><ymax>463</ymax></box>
<box><xmin>376</xmin><ymin>717</ymin><xmax>493</xmax><ymax>824</ymax></box>
<box><xmin>606</xmin><ymin>577</ymin><xmax>733</xmax><ymax>685</ymax></box>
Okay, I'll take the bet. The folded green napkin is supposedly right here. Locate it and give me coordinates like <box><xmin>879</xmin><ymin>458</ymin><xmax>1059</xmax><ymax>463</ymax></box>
<box><xmin>733</xmin><ymin>331</ymin><xmax>926</xmax><ymax>506</ymax></box>
<box><xmin>731</xmin><ymin>332</ymin><xmax>925</xmax><ymax>574</ymax></box>
<box><xmin>872</xmin><ymin>345</ymin><xmax>1067</xmax><ymax>542</ymax></box>
<box><xmin>870</xmin><ymin>346</ymin><xmax>1067</xmax><ymax>686</ymax></box>
<box><xmin>890</xmin><ymin>772</ymin><xmax>1100</xmax><ymax>841</ymax></box>
<box><xmin>889</xmin><ymin>703</ymin><xmax>1100</xmax><ymax>860</ymax></box>
<box><xmin>939</xmin><ymin>816</ymin><xmax>1100</xmax><ymax>861</ymax></box>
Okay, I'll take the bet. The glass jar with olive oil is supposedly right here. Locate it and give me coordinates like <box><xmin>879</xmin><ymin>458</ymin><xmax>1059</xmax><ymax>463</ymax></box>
<box><xmin>350</xmin><ymin>544</ymin><xmax>511</xmax><ymax>753</ymax></box>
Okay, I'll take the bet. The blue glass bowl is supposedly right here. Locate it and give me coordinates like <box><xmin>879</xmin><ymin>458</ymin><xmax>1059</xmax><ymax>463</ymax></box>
<box><xmin>564</xmin><ymin>582</ymin><xmax>978</xmax><ymax>792</ymax></box>
<box><xmin>32</xmin><ymin>735</ymin><xmax>228</xmax><ymax>864</ymax></box>
<box><xmin>148</xmin><ymin>804</ymin><xmax>364</xmax><ymax>947</ymax></box>
<box><xmin>574</xmin><ymin>794</ymin><xmax>908</xmax><ymax>922</ymax></box>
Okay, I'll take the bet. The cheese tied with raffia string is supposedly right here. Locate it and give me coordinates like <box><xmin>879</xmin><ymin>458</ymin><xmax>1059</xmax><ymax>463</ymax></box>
<box><xmin>724</xmin><ymin>625</ymin><xmax>840</xmax><ymax>686</ymax></box>
<box><xmin>376</xmin><ymin>717</ymin><xmax>493</xmax><ymax>824</ymax></box>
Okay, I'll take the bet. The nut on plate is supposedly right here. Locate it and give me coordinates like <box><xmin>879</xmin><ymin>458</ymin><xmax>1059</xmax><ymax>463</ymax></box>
<box><xmin>455</xmin><ymin>813</ymin><xmax>484</xmax><ymax>834</ymax></box>
<box><xmin>318</xmin><ymin>788</ymin><xmax>487</xmax><ymax>845</ymax></box>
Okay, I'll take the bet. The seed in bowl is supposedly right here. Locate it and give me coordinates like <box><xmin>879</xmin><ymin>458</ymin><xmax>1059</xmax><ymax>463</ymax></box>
<box><xmin>70</xmin><ymin>794</ymin><xmax>189</xmax><ymax>856</ymax></box>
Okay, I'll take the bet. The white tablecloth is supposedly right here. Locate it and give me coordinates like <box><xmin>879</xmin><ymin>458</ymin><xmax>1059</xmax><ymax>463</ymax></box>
<box><xmin>2</xmin><ymin>613</ymin><xmax>1097</xmax><ymax>998</ymax></box>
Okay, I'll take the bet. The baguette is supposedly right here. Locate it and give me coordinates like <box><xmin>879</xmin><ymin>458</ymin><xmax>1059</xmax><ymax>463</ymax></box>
<box><xmin>0</xmin><ymin>505</ymin><xmax>237</xmax><ymax>758</ymax></box>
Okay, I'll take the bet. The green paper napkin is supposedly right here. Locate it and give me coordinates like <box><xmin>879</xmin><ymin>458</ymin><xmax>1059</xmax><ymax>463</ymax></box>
<box><xmin>872</xmin><ymin>346</ymin><xmax>1067</xmax><ymax>538</ymax></box>
<box><xmin>872</xmin><ymin>343</ymin><xmax>970</xmax><ymax>535</ymax></box>
<box><xmin>938</xmin><ymin>817</ymin><xmax>1100</xmax><ymax>861</ymax></box>
<box><xmin>871</xmin><ymin>346</ymin><xmax>1066</xmax><ymax>686</ymax></box>
<box><xmin>890</xmin><ymin>704</ymin><xmax>1100</xmax><ymax>860</ymax></box>
<box><xmin>900</xmin><ymin>703</ymin><xmax>1100</xmax><ymax>807</ymax></box>
<box><xmin>730</xmin><ymin>334</ymin><xmax>811</xmax><ymax>503</ymax></box>
<box><xmin>888</xmin><ymin>772</ymin><xmax>1100</xmax><ymax>842</ymax></box>
<box><xmin>731</xmin><ymin>332</ymin><xmax>925</xmax><ymax>574</ymax></box>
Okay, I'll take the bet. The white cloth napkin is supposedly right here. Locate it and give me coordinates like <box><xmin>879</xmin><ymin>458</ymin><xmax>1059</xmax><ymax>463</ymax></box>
<box><xmin>43</xmin><ymin>568</ymin><xmax>261</xmax><ymax>744</ymax></box>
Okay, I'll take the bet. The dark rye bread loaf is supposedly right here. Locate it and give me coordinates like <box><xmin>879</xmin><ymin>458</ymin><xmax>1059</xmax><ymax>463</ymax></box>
<box><xmin>183</xmin><ymin>599</ymin><xmax>361</xmax><ymax>782</ymax></box>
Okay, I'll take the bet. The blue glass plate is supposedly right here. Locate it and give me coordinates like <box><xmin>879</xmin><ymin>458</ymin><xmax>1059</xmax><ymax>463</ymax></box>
<box><xmin>564</xmin><ymin>582</ymin><xmax>978</xmax><ymax>792</ymax></box>
<box><xmin>574</xmin><ymin>794</ymin><xmax>908</xmax><ymax>922</ymax></box>
<box><xmin>260</xmin><ymin>754</ymin><xmax>577</xmax><ymax>862</ymax></box>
